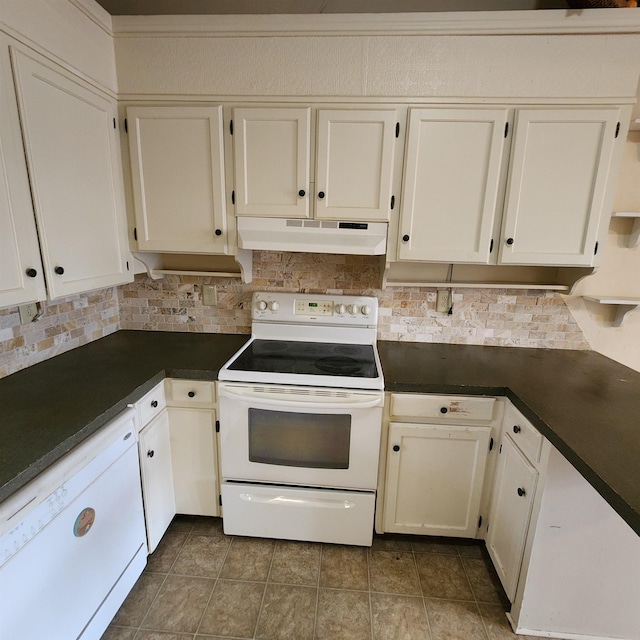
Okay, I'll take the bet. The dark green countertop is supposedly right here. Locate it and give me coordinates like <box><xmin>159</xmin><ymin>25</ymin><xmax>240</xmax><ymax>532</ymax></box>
<box><xmin>1</xmin><ymin>331</ymin><xmax>639</xmax><ymax>538</ymax></box>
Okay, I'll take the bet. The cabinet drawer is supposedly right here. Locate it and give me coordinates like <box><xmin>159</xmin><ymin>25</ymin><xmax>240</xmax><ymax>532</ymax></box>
<box><xmin>390</xmin><ymin>393</ymin><xmax>496</xmax><ymax>423</ymax></box>
<box><xmin>165</xmin><ymin>379</ymin><xmax>216</xmax><ymax>407</ymax></box>
<box><xmin>136</xmin><ymin>383</ymin><xmax>166</xmax><ymax>428</ymax></box>
<box><xmin>503</xmin><ymin>403</ymin><xmax>542</xmax><ymax>464</ymax></box>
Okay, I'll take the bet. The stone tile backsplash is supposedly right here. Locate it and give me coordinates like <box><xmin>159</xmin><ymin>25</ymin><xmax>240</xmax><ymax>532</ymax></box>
<box><xmin>117</xmin><ymin>252</ymin><xmax>589</xmax><ymax>349</ymax></box>
<box><xmin>0</xmin><ymin>252</ymin><xmax>589</xmax><ymax>379</ymax></box>
<box><xmin>0</xmin><ymin>288</ymin><xmax>119</xmax><ymax>379</ymax></box>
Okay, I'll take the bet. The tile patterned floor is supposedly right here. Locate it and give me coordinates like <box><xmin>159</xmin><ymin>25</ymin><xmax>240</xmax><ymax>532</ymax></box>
<box><xmin>102</xmin><ymin>516</ymin><xmax>542</xmax><ymax>640</ymax></box>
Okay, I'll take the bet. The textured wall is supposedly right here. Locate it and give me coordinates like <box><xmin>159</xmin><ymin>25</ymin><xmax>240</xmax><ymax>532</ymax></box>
<box><xmin>0</xmin><ymin>288</ymin><xmax>119</xmax><ymax>379</ymax></box>
<box><xmin>114</xmin><ymin>30</ymin><xmax>640</xmax><ymax>100</ymax></box>
<box><xmin>118</xmin><ymin>251</ymin><xmax>589</xmax><ymax>349</ymax></box>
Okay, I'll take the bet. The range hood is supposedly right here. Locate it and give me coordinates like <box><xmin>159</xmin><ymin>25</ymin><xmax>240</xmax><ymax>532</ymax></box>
<box><xmin>237</xmin><ymin>217</ymin><xmax>388</xmax><ymax>255</ymax></box>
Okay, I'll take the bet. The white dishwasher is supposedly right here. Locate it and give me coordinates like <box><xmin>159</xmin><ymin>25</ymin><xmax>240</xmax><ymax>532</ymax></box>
<box><xmin>0</xmin><ymin>408</ymin><xmax>147</xmax><ymax>640</ymax></box>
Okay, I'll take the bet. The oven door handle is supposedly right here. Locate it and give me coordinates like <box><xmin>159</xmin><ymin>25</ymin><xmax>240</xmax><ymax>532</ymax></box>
<box><xmin>219</xmin><ymin>386</ymin><xmax>383</xmax><ymax>410</ymax></box>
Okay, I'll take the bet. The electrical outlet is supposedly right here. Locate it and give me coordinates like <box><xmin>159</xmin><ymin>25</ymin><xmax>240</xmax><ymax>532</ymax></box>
<box><xmin>19</xmin><ymin>303</ymin><xmax>39</xmax><ymax>324</ymax></box>
<box><xmin>202</xmin><ymin>285</ymin><xmax>217</xmax><ymax>306</ymax></box>
<box><xmin>436</xmin><ymin>289</ymin><xmax>451</xmax><ymax>313</ymax></box>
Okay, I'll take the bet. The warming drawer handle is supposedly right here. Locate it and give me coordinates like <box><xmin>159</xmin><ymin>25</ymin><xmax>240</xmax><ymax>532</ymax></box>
<box><xmin>220</xmin><ymin>387</ymin><xmax>383</xmax><ymax>409</ymax></box>
<box><xmin>239</xmin><ymin>492</ymin><xmax>355</xmax><ymax>510</ymax></box>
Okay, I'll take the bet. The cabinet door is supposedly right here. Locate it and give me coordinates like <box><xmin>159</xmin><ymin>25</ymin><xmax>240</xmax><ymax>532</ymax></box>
<box><xmin>127</xmin><ymin>106</ymin><xmax>228</xmax><ymax>254</ymax></box>
<box><xmin>139</xmin><ymin>410</ymin><xmax>176</xmax><ymax>553</ymax></box>
<box><xmin>11</xmin><ymin>49</ymin><xmax>131</xmax><ymax>299</ymax></box>
<box><xmin>233</xmin><ymin>107</ymin><xmax>311</xmax><ymax>218</ymax></box>
<box><xmin>383</xmin><ymin>422</ymin><xmax>491</xmax><ymax>537</ymax></box>
<box><xmin>398</xmin><ymin>108</ymin><xmax>508</xmax><ymax>263</ymax></box>
<box><xmin>0</xmin><ymin>41</ymin><xmax>46</xmax><ymax>309</ymax></box>
<box><xmin>315</xmin><ymin>109</ymin><xmax>397</xmax><ymax>222</ymax></box>
<box><xmin>168</xmin><ymin>407</ymin><xmax>219</xmax><ymax>516</ymax></box>
<box><xmin>486</xmin><ymin>435</ymin><xmax>538</xmax><ymax>602</ymax></box>
<box><xmin>499</xmin><ymin>108</ymin><xmax>619</xmax><ymax>266</ymax></box>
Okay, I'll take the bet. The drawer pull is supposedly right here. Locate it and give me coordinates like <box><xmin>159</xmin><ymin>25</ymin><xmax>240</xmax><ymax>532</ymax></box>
<box><xmin>513</xmin><ymin>425</ymin><xmax>521</xmax><ymax>434</ymax></box>
<box><xmin>151</xmin><ymin>400</ymin><xmax>158</xmax><ymax>408</ymax></box>
<box><xmin>147</xmin><ymin>450</ymin><xmax>155</xmax><ymax>458</ymax></box>
<box><xmin>392</xmin><ymin>445</ymin><xmax>400</xmax><ymax>452</ymax></box>
<box><xmin>440</xmin><ymin>407</ymin><xmax>448</xmax><ymax>414</ymax></box>
<box><xmin>517</xmin><ymin>487</ymin><xmax>526</xmax><ymax>497</ymax></box>
<box><xmin>188</xmin><ymin>391</ymin><xmax>196</xmax><ymax>398</ymax></box>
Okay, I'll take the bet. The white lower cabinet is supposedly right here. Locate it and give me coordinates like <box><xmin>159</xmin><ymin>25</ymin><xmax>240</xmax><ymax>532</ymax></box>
<box><xmin>384</xmin><ymin>422</ymin><xmax>491</xmax><ymax>537</ymax></box>
<box><xmin>166</xmin><ymin>379</ymin><xmax>220</xmax><ymax>517</ymax></box>
<box><xmin>485</xmin><ymin>433</ymin><xmax>538</xmax><ymax>602</ymax></box>
<box><xmin>138</xmin><ymin>409</ymin><xmax>175</xmax><ymax>553</ymax></box>
<box><xmin>380</xmin><ymin>394</ymin><xmax>501</xmax><ymax>538</ymax></box>
<box><xmin>168</xmin><ymin>407</ymin><xmax>219</xmax><ymax>516</ymax></box>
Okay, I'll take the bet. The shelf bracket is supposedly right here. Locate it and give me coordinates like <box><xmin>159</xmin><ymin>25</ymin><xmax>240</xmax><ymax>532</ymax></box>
<box><xmin>583</xmin><ymin>296</ymin><xmax>640</xmax><ymax>327</ymax></box>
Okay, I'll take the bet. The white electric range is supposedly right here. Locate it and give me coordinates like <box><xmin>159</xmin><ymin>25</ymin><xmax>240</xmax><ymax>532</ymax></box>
<box><xmin>218</xmin><ymin>291</ymin><xmax>385</xmax><ymax>546</ymax></box>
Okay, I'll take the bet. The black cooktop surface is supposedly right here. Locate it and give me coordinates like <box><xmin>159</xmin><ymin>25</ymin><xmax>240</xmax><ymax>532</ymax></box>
<box><xmin>227</xmin><ymin>339</ymin><xmax>379</xmax><ymax>378</ymax></box>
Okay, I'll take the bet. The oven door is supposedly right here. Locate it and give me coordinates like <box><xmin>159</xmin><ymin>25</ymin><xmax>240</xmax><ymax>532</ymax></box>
<box><xmin>218</xmin><ymin>382</ymin><xmax>384</xmax><ymax>491</ymax></box>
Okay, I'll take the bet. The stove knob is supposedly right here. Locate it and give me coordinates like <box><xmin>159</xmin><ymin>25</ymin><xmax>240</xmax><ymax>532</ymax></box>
<box><xmin>268</xmin><ymin>301</ymin><xmax>280</xmax><ymax>311</ymax></box>
<box><xmin>361</xmin><ymin>305</ymin><xmax>371</xmax><ymax>316</ymax></box>
<box><xmin>348</xmin><ymin>304</ymin><xmax>359</xmax><ymax>315</ymax></box>
<box><xmin>257</xmin><ymin>300</ymin><xmax>267</xmax><ymax>311</ymax></box>
<box><xmin>335</xmin><ymin>303</ymin><xmax>346</xmax><ymax>315</ymax></box>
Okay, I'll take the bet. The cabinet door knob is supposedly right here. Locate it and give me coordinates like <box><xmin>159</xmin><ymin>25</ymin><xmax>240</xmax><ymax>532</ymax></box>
<box><xmin>147</xmin><ymin>449</ymin><xmax>155</xmax><ymax>458</ymax></box>
<box><xmin>26</xmin><ymin>268</ymin><xmax>38</xmax><ymax>278</ymax></box>
<box><xmin>298</xmin><ymin>189</ymin><xmax>306</xmax><ymax>197</ymax></box>
<box><xmin>506</xmin><ymin>237</ymin><xmax>514</xmax><ymax>245</ymax></box>
<box><xmin>151</xmin><ymin>400</ymin><xmax>158</xmax><ymax>408</ymax></box>
<box><xmin>517</xmin><ymin>487</ymin><xmax>526</xmax><ymax>497</ymax></box>
<box><xmin>392</xmin><ymin>445</ymin><xmax>400</xmax><ymax>452</ymax></box>
<box><xmin>188</xmin><ymin>391</ymin><xmax>196</xmax><ymax>398</ymax></box>
<box><xmin>440</xmin><ymin>407</ymin><xmax>448</xmax><ymax>414</ymax></box>
<box><xmin>402</xmin><ymin>234</ymin><xmax>410</xmax><ymax>242</ymax></box>
<box><xmin>215</xmin><ymin>228</ymin><xmax>222</xmax><ymax>236</ymax></box>
<box><xmin>54</xmin><ymin>266</ymin><xmax>64</xmax><ymax>275</ymax></box>
<box><xmin>318</xmin><ymin>191</ymin><xmax>325</xmax><ymax>199</ymax></box>
<box><xmin>513</xmin><ymin>425</ymin><xmax>521</xmax><ymax>434</ymax></box>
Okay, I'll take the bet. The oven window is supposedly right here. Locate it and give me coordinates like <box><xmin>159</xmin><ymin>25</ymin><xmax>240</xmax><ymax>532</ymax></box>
<box><xmin>248</xmin><ymin>408</ymin><xmax>351</xmax><ymax>469</ymax></box>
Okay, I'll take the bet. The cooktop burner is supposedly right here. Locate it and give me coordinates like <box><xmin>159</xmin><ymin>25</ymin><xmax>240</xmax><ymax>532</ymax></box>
<box><xmin>227</xmin><ymin>339</ymin><xmax>378</xmax><ymax>379</ymax></box>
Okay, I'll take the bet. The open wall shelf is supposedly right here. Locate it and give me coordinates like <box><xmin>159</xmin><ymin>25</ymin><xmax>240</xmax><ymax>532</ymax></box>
<box><xmin>583</xmin><ymin>296</ymin><xmax>640</xmax><ymax>327</ymax></box>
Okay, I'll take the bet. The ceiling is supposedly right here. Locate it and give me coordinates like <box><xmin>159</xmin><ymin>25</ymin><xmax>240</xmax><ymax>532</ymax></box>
<box><xmin>94</xmin><ymin>0</ymin><xmax>570</xmax><ymax>15</ymax></box>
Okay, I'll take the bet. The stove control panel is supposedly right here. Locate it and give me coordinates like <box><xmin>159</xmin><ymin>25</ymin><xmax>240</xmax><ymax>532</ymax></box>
<box><xmin>252</xmin><ymin>292</ymin><xmax>378</xmax><ymax>327</ymax></box>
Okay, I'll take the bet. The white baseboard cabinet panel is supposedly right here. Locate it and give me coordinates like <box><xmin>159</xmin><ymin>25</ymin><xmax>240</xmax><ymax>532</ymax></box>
<box><xmin>510</xmin><ymin>447</ymin><xmax>640</xmax><ymax>640</ymax></box>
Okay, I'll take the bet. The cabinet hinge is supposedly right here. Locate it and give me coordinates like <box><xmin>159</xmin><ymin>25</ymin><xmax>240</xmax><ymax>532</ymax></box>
<box><xmin>113</xmin><ymin>117</ymin><xmax>116</xmax><ymax>129</ymax></box>
<box><xmin>615</xmin><ymin>122</ymin><xmax>620</xmax><ymax>138</ymax></box>
<box><xmin>594</xmin><ymin>241</ymin><xmax>599</xmax><ymax>255</ymax></box>
<box><xmin>499</xmin><ymin>443</ymin><xmax>502</xmax><ymax>454</ymax></box>
<box><xmin>478</xmin><ymin>515</ymin><xmax>483</xmax><ymax>528</ymax></box>
<box><xmin>504</xmin><ymin>122</ymin><xmax>509</xmax><ymax>138</ymax></box>
<box><xmin>395</xmin><ymin>122</ymin><xmax>400</xmax><ymax>138</ymax></box>
<box><xmin>219</xmin><ymin>494</ymin><xmax>222</xmax><ymax>506</ymax></box>
<box><xmin>126</xmin><ymin>260</ymin><xmax>130</xmax><ymax>271</ymax></box>
<box><xmin>215</xmin><ymin>420</ymin><xmax>220</xmax><ymax>432</ymax></box>
<box><xmin>489</xmin><ymin>239</ymin><xmax>494</xmax><ymax>254</ymax></box>
<box><xmin>390</xmin><ymin>195</ymin><xmax>395</xmax><ymax>210</ymax></box>
<box><xmin>231</xmin><ymin>190</ymin><xmax>235</xmax><ymax>205</ymax></box>
<box><xmin>133</xmin><ymin>227</ymin><xmax>137</xmax><ymax>241</ymax></box>
<box><xmin>230</xmin><ymin>119</ymin><xmax>234</xmax><ymax>135</ymax></box>
<box><xmin>489</xmin><ymin>437</ymin><xmax>494</xmax><ymax>452</ymax></box>
<box><xmin>124</xmin><ymin>118</ymin><xmax>128</xmax><ymax>133</ymax></box>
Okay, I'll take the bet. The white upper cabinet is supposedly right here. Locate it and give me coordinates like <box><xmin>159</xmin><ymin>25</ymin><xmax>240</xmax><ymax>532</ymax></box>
<box><xmin>126</xmin><ymin>106</ymin><xmax>228</xmax><ymax>254</ymax></box>
<box><xmin>395</xmin><ymin>105</ymin><xmax>622</xmax><ymax>268</ymax></box>
<box><xmin>0</xmin><ymin>40</ymin><xmax>46</xmax><ymax>308</ymax></box>
<box><xmin>398</xmin><ymin>108</ymin><xmax>509</xmax><ymax>263</ymax></box>
<box><xmin>315</xmin><ymin>109</ymin><xmax>397</xmax><ymax>221</ymax></box>
<box><xmin>499</xmin><ymin>108</ymin><xmax>620</xmax><ymax>267</ymax></box>
<box><xmin>233</xmin><ymin>107</ymin><xmax>311</xmax><ymax>218</ymax></box>
<box><xmin>233</xmin><ymin>106</ymin><xmax>398</xmax><ymax>222</ymax></box>
<box><xmin>11</xmin><ymin>49</ymin><xmax>131</xmax><ymax>299</ymax></box>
